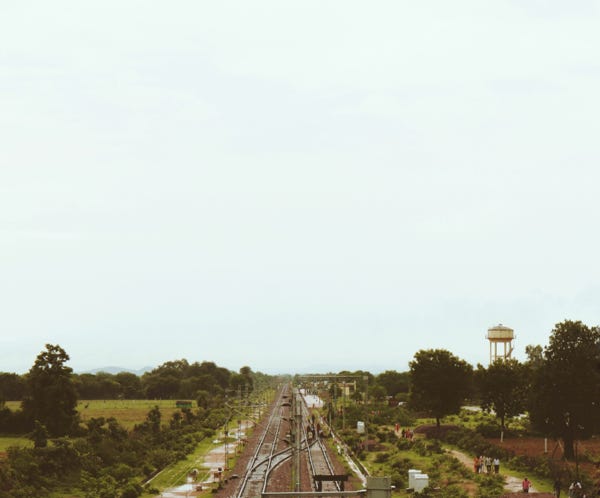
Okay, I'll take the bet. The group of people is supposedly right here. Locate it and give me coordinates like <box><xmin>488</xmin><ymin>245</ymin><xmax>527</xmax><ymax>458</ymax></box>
<box><xmin>394</xmin><ymin>423</ymin><xmax>414</xmax><ymax>439</ymax></box>
<box><xmin>473</xmin><ymin>455</ymin><xmax>500</xmax><ymax>474</ymax></box>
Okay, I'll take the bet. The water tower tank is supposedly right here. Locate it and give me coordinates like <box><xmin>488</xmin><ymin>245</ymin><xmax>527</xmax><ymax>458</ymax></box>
<box><xmin>486</xmin><ymin>324</ymin><xmax>515</xmax><ymax>364</ymax></box>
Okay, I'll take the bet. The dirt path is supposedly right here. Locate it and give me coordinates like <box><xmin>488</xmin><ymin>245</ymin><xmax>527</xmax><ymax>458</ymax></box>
<box><xmin>447</xmin><ymin>449</ymin><xmax>538</xmax><ymax>493</ymax></box>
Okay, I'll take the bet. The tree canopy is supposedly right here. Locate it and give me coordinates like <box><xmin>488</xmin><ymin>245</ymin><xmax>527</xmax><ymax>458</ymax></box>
<box><xmin>409</xmin><ymin>349</ymin><xmax>473</xmax><ymax>427</ymax></box>
<box><xmin>475</xmin><ymin>358</ymin><xmax>527</xmax><ymax>429</ymax></box>
<box><xmin>528</xmin><ymin>320</ymin><xmax>600</xmax><ymax>459</ymax></box>
<box><xmin>21</xmin><ymin>344</ymin><xmax>78</xmax><ymax>437</ymax></box>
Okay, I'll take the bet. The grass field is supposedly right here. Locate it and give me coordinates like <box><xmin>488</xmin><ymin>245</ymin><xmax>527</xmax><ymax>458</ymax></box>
<box><xmin>142</xmin><ymin>438</ymin><xmax>216</xmax><ymax>497</ymax></box>
<box><xmin>0</xmin><ymin>436</ymin><xmax>32</xmax><ymax>452</ymax></box>
<box><xmin>76</xmin><ymin>399</ymin><xmax>185</xmax><ymax>429</ymax></box>
<box><xmin>4</xmin><ymin>399</ymin><xmax>193</xmax><ymax>429</ymax></box>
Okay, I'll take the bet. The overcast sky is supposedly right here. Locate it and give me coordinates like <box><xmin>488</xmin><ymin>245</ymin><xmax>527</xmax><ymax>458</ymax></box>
<box><xmin>2</xmin><ymin>1</ymin><xmax>599</xmax><ymax>376</ymax></box>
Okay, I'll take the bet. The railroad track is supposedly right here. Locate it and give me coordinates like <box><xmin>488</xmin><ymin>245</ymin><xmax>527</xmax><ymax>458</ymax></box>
<box><xmin>233</xmin><ymin>386</ymin><xmax>348</xmax><ymax>498</ymax></box>
<box><xmin>234</xmin><ymin>386</ymin><xmax>293</xmax><ymax>498</ymax></box>
<box><xmin>300</xmin><ymin>392</ymin><xmax>343</xmax><ymax>492</ymax></box>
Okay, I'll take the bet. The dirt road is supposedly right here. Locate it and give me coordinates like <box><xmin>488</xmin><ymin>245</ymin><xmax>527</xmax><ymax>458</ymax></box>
<box><xmin>447</xmin><ymin>449</ymin><xmax>539</xmax><ymax>494</ymax></box>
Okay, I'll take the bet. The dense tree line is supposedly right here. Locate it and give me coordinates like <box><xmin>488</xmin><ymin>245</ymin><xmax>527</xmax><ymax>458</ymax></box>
<box><xmin>319</xmin><ymin>320</ymin><xmax>600</xmax><ymax>462</ymax></box>
<box><xmin>0</xmin><ymin>358</ymin><xmax>257</xmax><ymax>404</ymax></box>
<box><xmin>1</xmin><ymin>401</ymin><xmax>223</xmax><ymax>496</ymax></box>
<box><xmin>0</xmin><ymin>344</ymin><xmax>274</xmax><ymax>497</ymax></box>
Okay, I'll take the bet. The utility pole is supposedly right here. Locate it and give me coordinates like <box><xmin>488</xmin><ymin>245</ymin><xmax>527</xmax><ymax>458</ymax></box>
<box><xmin>363</xmin><ymin>375</ymin><xmax>369</xmax><ymax>452</ymax></box>
<box><xmin>294</xmin><ymin>391</ymin><xmax>302</xmax><ymax>492</ymax></box>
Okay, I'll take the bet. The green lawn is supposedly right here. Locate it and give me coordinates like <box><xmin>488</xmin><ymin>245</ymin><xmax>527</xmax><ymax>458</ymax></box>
<box><xmin>77</xmin><ymin>399</ymin><xmax>184</xmax><ymax>429</ymax></box>
<box><xmin>5</xmin><ymin>399</ymin><xmax>185</xmax><ymax>430</ymax></box>
<box><xmin>142</xmin><ymin>438</ymin><xmax>217</xmax><ymax>496</ymax></box>
<box><xmin>0</xmin><ymin>436</ymin><xmax>32</xmax><ymax>452</ymax></box>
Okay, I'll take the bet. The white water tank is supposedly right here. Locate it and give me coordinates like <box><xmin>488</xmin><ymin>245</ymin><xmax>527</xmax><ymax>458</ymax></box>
<box><xmin>486</xmin><ymin>324</ymin><xmax>515</xmax><ymax>364</ymax></box>
<box><xmin>487</xmin><ymin>324</ymin><xmax>514</xmax><ymax>340</ymax></box>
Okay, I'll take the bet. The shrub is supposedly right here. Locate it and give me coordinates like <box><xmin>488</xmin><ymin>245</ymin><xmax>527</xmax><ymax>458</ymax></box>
<box><xmin>374</xmin><ymin>452</ymin><xmax>390</xmax><ymax>463</ymax></box>
<box><xmin>475</xmin><ymin>473</ymin><xmax>504</xmax><ymax>498</ymax></box>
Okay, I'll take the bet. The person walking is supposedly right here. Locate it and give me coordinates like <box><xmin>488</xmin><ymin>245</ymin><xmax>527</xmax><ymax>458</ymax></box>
<box><xmin>554</xmin><ymin>479</ymin><xmax>561</xmax><ymax>497</ymax></box>
<box><xmin>493</xmin><ymin>457</ymin><xmax>500</xmax><ymax>474</ymax></box>
<box><xmin>522</xmin><ymin>477</ymin><xmax>532</xmax><ymax>493</ymax></box>
<box><xmin>569</xmin><ymin>480</ymin><xmax>582</xmax><ymax>498</ymax></box>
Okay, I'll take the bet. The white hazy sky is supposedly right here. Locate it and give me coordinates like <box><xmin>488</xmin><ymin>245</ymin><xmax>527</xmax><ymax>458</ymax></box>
<box><xmin>2</xmin><ymin>1</ymin><xmax>600</xmax><ymax>375</ymax></box>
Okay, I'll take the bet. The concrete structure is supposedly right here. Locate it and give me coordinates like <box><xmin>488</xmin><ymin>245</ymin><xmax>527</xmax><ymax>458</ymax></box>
<box><xmin>486</xmin><ymin>324</ymin><xmax>515</xmax><ymax>364</ymax></box>
<box><xmin>365</xmin><ymin>477</ymin><xmax>391</xmax><ymax>498</ymax></box>
<box><xmin>408</xmin><ymin>469</ymin><xmax>421</xmax><ymax>489</ymax></box>
<box><xmin>413</xmin><ymin>474</ymin><xmax>429</xmax><ymax>493</ymax></box>
<box><xmin>408</xmin><ymin>470</ymin><xmax>429</xmax><ymax>493</ymax></box>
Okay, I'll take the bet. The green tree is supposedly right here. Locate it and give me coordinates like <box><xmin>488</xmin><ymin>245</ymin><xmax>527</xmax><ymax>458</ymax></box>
<box><xmin>31</xmin><ymin>420</ymin><xmax>49</xmax><ymax>448</ymax></box>
<box><xmin>524</xmin><ymin>344</ymin><xmax>544</xmax><ymax>368</ymax></box>
<box><xmin>475</xmin><ymin>359</ymin><xmax>527</xmax><ymax>429</ymax></box>
<box><xmin>0</xmin><ymin>372</ymin><xmax>26</xmax><ymax>400</ymax></box>
<box><xmin>196</xmin><ymin>390</ymin><xmax>211</xmax><ymax>409</ymax></box>
<box><xmin>145</xmin><ymin>405</ymin><xmax>161</xmax><ymax>434</ymax></box>
<box><xmin>114</xmin><ymin>372</ymin><xmax>142</xmax><ymax>399</ymax></box>
<box><xmin>369</xmin><ymin>384</ymin><xmax>387</xmax><ymax>403</ymax></box>
<box><xmin>21</xmin><ymin>344</ymin><xmax>78</xmax><ymax>436</ymax></box>
<box><xmin>528</xmin><ymin>320</ymin><xmax>600</xmax><ymax>460</ymax></box>
<box><xmin>375</xmin><ymin>370</ymin><xmax>410</xmax><ymax>398</ymax></box>
<box><xmin>409</xmin><ymin>349</ymin><xmax>473</xmax><ymax>427</ymax></box>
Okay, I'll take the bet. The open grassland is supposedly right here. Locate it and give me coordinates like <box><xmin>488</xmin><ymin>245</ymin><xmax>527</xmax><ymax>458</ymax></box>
<box><xmin>0</xmin><ymin>400</ymin><xmax>186</xmax><ymax>458</ymax></box>
<box><xmin>77</xmin><ymin>399</ymin><xmax>185</xmax><ymax>429</ymax></box>
<box><xmin>0</xmin><ymin>436</ymin><xmax>32</xmax><ymax>452</ymax></box>
<box><xmin>4</xmin><ymin>400</ymin><xmax>191</xmax><ymax>429</ymax></box>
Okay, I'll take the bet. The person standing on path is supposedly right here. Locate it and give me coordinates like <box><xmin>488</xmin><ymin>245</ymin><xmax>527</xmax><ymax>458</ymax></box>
<box><xmin>554</xmin><ymin>479</ymin><xmax>561</xmax><ymax>497</ymax></box>
<box><xmin>522</xmin><ymin>477</ymin><xmax>532</xmax><ymax>493</ymax></box>
<box><xmin>493</xmin><ymin>457</ymin><xmax>500</xmax><ymax>474</ymax></box>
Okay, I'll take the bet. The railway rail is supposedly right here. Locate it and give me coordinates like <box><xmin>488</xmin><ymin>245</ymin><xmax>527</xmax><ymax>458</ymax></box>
<box><xmin>234</xmin><ymin>386</ymin><xmax>293</xmax><ymax>498</ymax></box>
<box><xmin>232</xmin><ymin>385</ymin><xmax>350</xmax><ymax>498</ymax></box>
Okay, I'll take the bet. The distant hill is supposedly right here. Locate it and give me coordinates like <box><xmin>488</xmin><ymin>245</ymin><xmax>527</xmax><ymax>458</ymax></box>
<box><xmin>81</xmin><ymin>366</ymin><xmax>154</xmax><ymax>376</ymax></box>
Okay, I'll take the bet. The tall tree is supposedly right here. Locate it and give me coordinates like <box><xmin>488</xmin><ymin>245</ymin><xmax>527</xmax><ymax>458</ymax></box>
<box><xmin>0</xmin><ymin>373</ymin><xmax>26</xmax><ymax>401</ymax></box>
<box><xmin>376</xmin><ymin>370</ymin><xmax>410</xmax><ymax>398</ymax></box>
<box><xmin>528</xmin><ymin>320</ymin><xmax>600</xmax><ymax>460</ymax></box>
<box><xmin>409</xmin><ymin>349</ymin><xmax>473</xmax><ymax>427</ymax></box>
<box><xmin>476</xmin><ymin>359</ymin><xmax>527</xmax><ymax>429</ymax></box>
<box><xmin>21</xmin><ymin>344</ymin><xmax>78</xmax><ymax>436</ymax></box>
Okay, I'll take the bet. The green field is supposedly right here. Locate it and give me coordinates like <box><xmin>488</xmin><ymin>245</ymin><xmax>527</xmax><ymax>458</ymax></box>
<box><xmin>4</xmin><ymin>399</ymin><xmax>191</xmax><ymax>429</ymax></box>
<box><xmin>77</xmin><ymin>399</ymin><xmax>185</xmax><ymax>429</ymax></box>
<box><xmin>142</xmin><ymin>438</ymin><xmax>216</xmax><ymax>497</ymax></box>
<box><xmin>0</xmin><ymin>436</ymin><xmax>32</xmax><ymax>452</ymax></box>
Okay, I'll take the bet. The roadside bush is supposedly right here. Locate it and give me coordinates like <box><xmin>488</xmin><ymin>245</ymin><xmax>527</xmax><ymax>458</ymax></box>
<box><xmin>376</xmin><ymin>428</ymin><xmax>396</xmax><ymax>443</ymax></box>
<box><xmin>474</xmin><ymin>422</ymin><xmax>502</xmax><ymax>438</ymax></box>
<box><xmin>396</xmin><ymin>437</ymin><xmax>413</xmax><ymax>450</ymax></box>
<box><xmin>374</xmin><ymin>452</ymin><xmax>390</xmax><ymax>463</ymax></box>
<box><xmin>475</xmin><ymin>473</ymin><xmax>504</xmax><ymax>498</ymax></box>
<box><xmin>389</xmin><ymin>456</ymin><xmax>413</xmax><ymax>488</ymax></box>
<box><xmin>412</xmin><ymin>439</ymin><xmax>443</xmax><ymax>457</ymax></box>
<box><xmin>390</xmin><ymin>471</ymin><xmax>404</xmax><ymax>489</ymax></box>
<box><xmin>120</xmin><ymin>482</ymin><xmax>142</xmax><ymax>498</ymax></box>
<box><xmin>441</xmin><ymin>427</ymin><xmax>511</xmax><ymax>460</ymax></box>
<box><xmin>415</xmin><ymin>484</ymin><xmax>468</xmax><ymax>497</ymax></box>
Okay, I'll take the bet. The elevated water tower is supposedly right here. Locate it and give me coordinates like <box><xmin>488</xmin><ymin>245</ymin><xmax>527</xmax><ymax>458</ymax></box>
<box><xmin>486</xmin><ymin>324</ymin><xmax>514</xmax><ymax>364</ymax></box>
